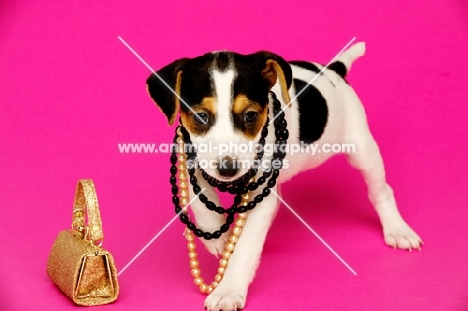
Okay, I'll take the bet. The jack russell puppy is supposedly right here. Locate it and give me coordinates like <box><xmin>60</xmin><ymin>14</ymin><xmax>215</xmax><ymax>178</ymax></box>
<box><xmin>146</xmin><ymin>42</ymin><xmax>423</xmax><ymax>311</ymax></box>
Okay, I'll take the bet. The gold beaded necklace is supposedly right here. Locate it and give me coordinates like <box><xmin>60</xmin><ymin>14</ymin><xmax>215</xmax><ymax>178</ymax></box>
<box><xmin>175</xmin><ymin>128</ymin><xmax>250</xmax><ymax>295</ymax></box>
<box><xmin>171</xmin><ymin>92</ymin><xmax>289</xmax><ymax>295</ymax></box>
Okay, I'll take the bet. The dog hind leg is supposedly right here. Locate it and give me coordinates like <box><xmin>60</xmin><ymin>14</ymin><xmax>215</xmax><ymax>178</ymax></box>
<box><xmin>346</xmin><ymin>131</ymin><xmax>423</xmax><ymax>250</ymax></box>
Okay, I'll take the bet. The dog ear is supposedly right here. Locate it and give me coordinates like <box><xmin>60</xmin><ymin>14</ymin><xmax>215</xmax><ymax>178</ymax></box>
<box><xmin>252</xmin><ymin>51</ymin><xmax>292</xmax><ymax>105</ymax></box>
<box><xmin>146</xmin><ymin>58</ymin><xmax>189</xmax><ymax>125</ymax></box>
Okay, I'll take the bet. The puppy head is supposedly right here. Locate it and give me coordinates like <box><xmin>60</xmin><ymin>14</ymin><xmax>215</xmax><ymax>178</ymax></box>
<box><xmin>147</xmin><ymin>51</ymin><xmax>292</xmax><ymax>181</ymax></box>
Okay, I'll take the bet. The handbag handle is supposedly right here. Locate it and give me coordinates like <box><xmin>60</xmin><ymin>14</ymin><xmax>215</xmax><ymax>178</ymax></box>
<box><xmin>72</xmin><ymin>179</ymin><xmax>104</xmax><ymax>246</ymax></box>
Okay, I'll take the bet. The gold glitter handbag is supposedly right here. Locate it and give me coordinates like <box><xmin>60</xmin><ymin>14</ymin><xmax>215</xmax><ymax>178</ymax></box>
<box><xmin>47</xmin><ymin>179</ymin><xmax>119</xmax><ymax>306</ymax></box>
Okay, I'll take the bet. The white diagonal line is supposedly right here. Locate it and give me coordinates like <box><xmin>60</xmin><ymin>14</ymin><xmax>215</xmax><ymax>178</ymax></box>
<box><xmin>118</xmin><ymin>188</ymin><xmax>206</xmax><ymax>276</ymax></box>
<box><xmin>269</xmin><ymin>37</ymin><xmax>357</xmax><ymax>124</ymax></box>
<box><xmin>271</xmin><ymin>189</ymin><xmax>357</xmax><ymax>276</ymax></box>
<box><xmin>117</xmin><ymin>36</ymin><xmax>207</xmax><ymax>124</ymax></box>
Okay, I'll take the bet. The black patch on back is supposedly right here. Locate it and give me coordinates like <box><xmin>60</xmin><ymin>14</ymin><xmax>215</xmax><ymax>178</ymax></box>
<box><xmin>328</xmin><ymin>61</ymin><xmax>347</xmax><ymax>78</ymax></box>
<box><xmin>289</xmin><ymin>61</ymin><xmax>321</xmax><ymax>73</ymax></box>
<box><xmin>293</xmin><ymin>78</ymin><xmax>328</xmax><ymax>144</ymax></box>
<box><xmin>290</xmin><ymin>60</ymin><xmax>337</xmax><ymax>87</ymax></box>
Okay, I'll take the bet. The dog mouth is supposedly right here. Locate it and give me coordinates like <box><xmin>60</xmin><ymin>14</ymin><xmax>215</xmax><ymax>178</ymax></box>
<box><xmin>213</xmin><ymin>174</ymin><xmax>239</xmax><ymax>182</ymax></box>
<box><xmin>210</xmin><ymin>167</ymin><xmax>243</xmax><ymax>182</ymax></box>
<box><xmin>202</xmin><ymin>166</ymin><xmax>250</xmax><ymax>185</ymax></box>
<box><xmin>214</xmin><ymin>155</ymin><xmax>251</xmax><ymax>181</ymax></box>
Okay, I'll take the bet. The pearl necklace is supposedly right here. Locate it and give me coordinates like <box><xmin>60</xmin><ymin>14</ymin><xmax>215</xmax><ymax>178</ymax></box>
<box><xmin>175</xmin><ymin>127</ymin><xmax>251</xmax><ymax>294</ymax></box>
<box><xmin>184</xmin><ymin>207</ymin><xmax>249</xmax><ymax>295</ymax></box>
<box><xmin>170</xmin><ymin>91</ymin><xmax>289</xmax><ymax>294</ymax></box>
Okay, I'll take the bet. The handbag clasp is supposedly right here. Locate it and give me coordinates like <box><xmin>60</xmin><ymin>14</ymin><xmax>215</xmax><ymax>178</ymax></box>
<box><xmin>72</xmin><ymin>207</ymin><xmax>103</xmax><ymax>247</ymax></box>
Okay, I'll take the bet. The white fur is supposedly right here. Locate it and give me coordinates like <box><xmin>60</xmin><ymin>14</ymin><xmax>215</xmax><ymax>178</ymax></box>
<box><xmin>191</xmin><ymin>68</ymin><xmax>258</xmax><ymax>181</ymax></box>
<box><xmin>187</xmin><ymin>43</ymin><xmax>423</xmax><ymax>311</ymax></box>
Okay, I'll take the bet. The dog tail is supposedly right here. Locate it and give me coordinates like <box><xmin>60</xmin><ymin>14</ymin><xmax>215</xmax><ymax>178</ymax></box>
<box><xmin>328</xmin><ymin>42</ymin><xmax>365</xmax><ymax>78</ymax></box>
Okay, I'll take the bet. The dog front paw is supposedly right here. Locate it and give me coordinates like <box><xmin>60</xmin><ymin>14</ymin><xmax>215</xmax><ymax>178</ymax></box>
<box><xmin>204</xmin><ymin>283</ymin><xmax>247</xmax><ymax>311</ymax></box>
<box><xmin>383</xmin><ymin>221</ymin><xmax>423</xmax><ymax>251</ymax></box>
<box><xmin>201</xmin><ymin>233</ymin><xmax>228</xmax><ymax>257</ymax></box>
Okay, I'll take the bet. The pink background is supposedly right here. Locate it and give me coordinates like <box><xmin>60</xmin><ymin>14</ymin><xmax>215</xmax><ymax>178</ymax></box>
<box><xmin>1</xmin><ymin>0</ymin><xmax>468</xmax><ymax>310</ymax></box>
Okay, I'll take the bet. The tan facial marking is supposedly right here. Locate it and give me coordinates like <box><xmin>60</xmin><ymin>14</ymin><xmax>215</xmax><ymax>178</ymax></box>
<box><xmin>232</xmin><ymin>95</ymin><xmax>268</xmax><ymax>140</ymax></box>
<box><xmin>232</xmin><ymin>95</ymin><xmax>251</xmax><ymax>114</ymax></box>
<box><xmin>180</xmin><ymin>96</ymin><xmax>216</xmax><ymax>135</ymax></box>
<box><xmin>200</xmin><ymin>97</ymin><xmax>217</xmax><ymax>115</ymax></box>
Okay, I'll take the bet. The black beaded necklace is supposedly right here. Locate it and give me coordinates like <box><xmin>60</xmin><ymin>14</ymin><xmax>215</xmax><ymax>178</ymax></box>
<box><xmin>169</xmin><ymin>91</ymin><xmax>289</xmax><ymax>240</ymax></box>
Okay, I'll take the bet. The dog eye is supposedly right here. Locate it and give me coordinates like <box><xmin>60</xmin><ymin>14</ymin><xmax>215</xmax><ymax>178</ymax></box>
<box><xmin>194</xmin><ymin>113</ymin><xmax>209</xmax><ymax>124</ymax></box>
<box><xmin>244</xmin><ymin>111</ymin><xmax>258</xmax><ymax>123</ymax></box>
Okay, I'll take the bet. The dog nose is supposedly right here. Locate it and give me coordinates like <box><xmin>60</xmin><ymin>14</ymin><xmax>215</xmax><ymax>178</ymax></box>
<box><xmin>217</xmin><ymin>156</ymin><xmax>238</xmax><ymax>177</ymax></box>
